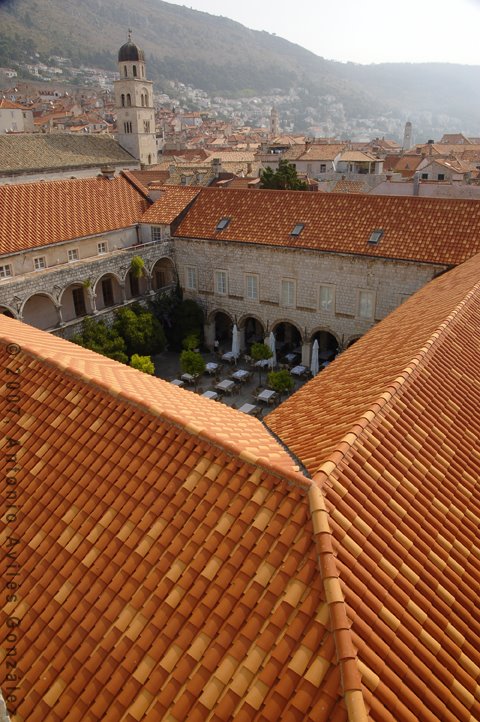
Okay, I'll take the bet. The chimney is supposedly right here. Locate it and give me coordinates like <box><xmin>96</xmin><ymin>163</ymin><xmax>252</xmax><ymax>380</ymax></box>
<box><xmin>413</xmin><ymin>172</ymin><xmax>420</xmax><ymax>196</ymax></box>
<box><xmin>100</xmin><ymin>166</ymin><xmax>115</xmax><ymax>180</ymax></box>
<box><xmin>212</xmin><ymin>157</ymin><xmax>221</xmax><ymax>177</ymax></box>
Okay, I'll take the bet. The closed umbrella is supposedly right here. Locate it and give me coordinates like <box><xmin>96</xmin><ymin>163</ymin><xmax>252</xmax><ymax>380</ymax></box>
<box><xmin>268</xmin><ymin>331</ymin><xmax>277</xmax><ymax>369</ymax></box>
<box><xmin>310</xmin><ymin>339</ymin><xmax>319</xmax><ymax>376</ymax></box>
<box><xmin>231</xmin><ymin>324</ymin><xmax>240</xmax><ymax>361</ymax></box>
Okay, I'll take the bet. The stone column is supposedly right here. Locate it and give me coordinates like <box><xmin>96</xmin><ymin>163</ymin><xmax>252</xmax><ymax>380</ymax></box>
<box><xmin>88</xmin><ymin>289</ymin><xmax>97</xmax><ymax>314</ymax></box>
<box><xmin>119</xmin><ymin>281</ymin><xmax>127</xmax><ymax>304</ymax></box>
<box><xmin>238</xmin><ymin>326</ymin><xmax>246</xmax><ymax>354</ymax></box>
<box><xmin>204</xmin><ymin>320</ymin><xmax>216</xmax><ymax>350</ymax></box>
<box><xmin>301</xmin><ymin>340</ymin><xmax>311</xmax><ymax>367</ymax></box>
<box><xmin>56</xmin><ymin>304</ymin><xmax>64</xmax><ymax>326</ymax></box>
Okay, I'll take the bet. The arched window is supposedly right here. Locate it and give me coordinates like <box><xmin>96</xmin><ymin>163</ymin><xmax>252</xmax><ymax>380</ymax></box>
<box><xmin>148</xmin><ymin>154</ymin><xmax>152</xmax><ymax>165</ymax></box>
<box><xmin>121</xmin><ymin>94</ymin><xmax>125</xmax><ymax>107</ymax></box>
<box><xmin>126</xmin><ymin>93</ymin><xmax>131</xmax><ymax>107</ymax></box>
<box><xmin>124</xmin><ymin>65</ymin><xmax>127</xmax><ymax>77</ymax></box>
<box><xmin>141</xmin><ymin>94</ymin><xmax>145</xmax><ymax>107</ymax></box>
<box><xmin>133</xmin><ymin>65</ymin><xmax>137</xmax><ymax>77</ymax></box>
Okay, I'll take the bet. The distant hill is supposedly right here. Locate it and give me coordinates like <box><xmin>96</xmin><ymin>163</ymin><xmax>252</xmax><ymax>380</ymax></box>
<box><xmin>2</xmin><ymin>0</ymin><xmax>480</xmax><ymax>137</ymax></box>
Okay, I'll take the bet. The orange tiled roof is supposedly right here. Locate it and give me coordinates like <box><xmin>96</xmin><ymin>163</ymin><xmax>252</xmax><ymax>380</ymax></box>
<box><xmin>174</xmin><ymin>187</ymin><xmax>480</xmax><ymax>266</ymax></box>
<box><xmin>0</xmin><ymin>175</ymin><xmax>149</xmax><ymax>255</ymax></box>
<box><xmin>299</xmin><ymin>144</ymin><xmax>347</xmax><ymax>162</ymax></box>
<box><xmin>0</xmin><ymin>317</ymin><xmax>364</xmax><ymax>721</ymax></box>
<box><xmin>141</xmin><ymin>185</ymin><xmax>202</xmax><ymax>225</ymax></box>
<box><xmin>268</xmin><ymin>252</ymin><xmax>480</xmax><ymax>720</ymax></box>
<box><xmin>0</xmin><ymin>99</ymin><xmax>27</xmax><ymax>110</ymax></box>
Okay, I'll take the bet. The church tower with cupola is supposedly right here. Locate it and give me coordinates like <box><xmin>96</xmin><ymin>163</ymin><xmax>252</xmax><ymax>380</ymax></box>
<box><xmin>114</xmin><ymin>31</ymin><xmax>157</xmax><ymax>166</ymax></box>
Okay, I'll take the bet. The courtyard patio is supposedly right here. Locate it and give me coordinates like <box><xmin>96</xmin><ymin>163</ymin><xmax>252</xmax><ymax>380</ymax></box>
<box><xmin>153</xmin><ymin>348</ymin><xmax>313</xmax><ymax>418</ymax></box>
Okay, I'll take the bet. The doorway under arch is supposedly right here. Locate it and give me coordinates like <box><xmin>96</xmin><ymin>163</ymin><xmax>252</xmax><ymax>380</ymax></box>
<box><xmin>311</xmin><ymin>330</ymin><xmax>338</xmax><ymax>362</ymax></box>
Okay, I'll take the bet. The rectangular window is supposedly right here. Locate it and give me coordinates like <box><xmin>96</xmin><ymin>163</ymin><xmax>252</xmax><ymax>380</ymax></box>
<box><xmin>68</xmin><ymin>248</ymin><xmax>79</xmax><ymax>262</ymax></box>
<box><xmin>215</xmin><ymin>270</ymin><xmax>228</xmax><ymax>295</ymax></box>
<box><xmin>319</xmin><ymin>285</ymin><xmax>335</xmax><ymax>313</ymax></box>
<box><xmin>437</xmin><ymin>173</ymin><xmax>445</xmax><ymax>181</ymax></box>
<box><xmin>34</xmin><ymin>256</ymin><xmax>46</xmax><ymax>271</ymax></box>
<box><xmin>102</xmin><ymin>278</ymin><xmax>114</xmax><ymax>307</ymax></box>
<box><xmin>358</xmin><ymin>290</ymin><xmax>375</xmax><ymax>319</ymax></box>
<box><xmin>245</xmin><ymin>273</ymin><xmax>258</xmax><ymax>300</ymax></box>
<box><xmin>0</xmin><ymin>264</ymin><xmax>12</xmax><ymax>279</ymax></box>
<box><xmin>72</xmin><ymin>287</ymin><xmax>86</xmax><ymax>317</ymax></box>
<box><xmin>320</xmin><ymin>164</ymin><xmax>326</xmax><ymax>173</ymax></box>
<box><xmin>97</xmin><ymin>242</ymin><xmax>107</xmax><ymax>254</ymax></box>
<box><xmin>151</xmin><ymin>226</ymin><xmax>163</xmax><ymax>242</ymax></box>
<box><xmin>281</xmin><ymin>279</ymin><xmax>296</xmax><ymax>308</ymax></box>
<box><xmin>143</xmin><ymin>120</ymin><xmax>150</xmax><ymax>133</ymax></box>
<box><xmin>186</xmin><ymin>266</ymin><xmax>197</xmax><ymax>290</ymax></box>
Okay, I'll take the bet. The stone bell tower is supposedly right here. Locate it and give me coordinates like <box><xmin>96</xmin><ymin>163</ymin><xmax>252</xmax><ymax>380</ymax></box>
<box><xmin>114</xmin><ymin>30</ymin><xmax>157</xmax><ymax>166</ymax></box>
<box><xmin>270</xmin><ymin>105</ymin><xmax>279</xmax><ymax>138</ymax></box>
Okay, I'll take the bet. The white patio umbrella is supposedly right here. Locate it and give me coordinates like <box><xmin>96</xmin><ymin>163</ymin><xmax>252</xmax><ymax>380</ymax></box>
<box><xmin>310</xmin><ymin>339</ymin><xmax>320</xmax><ymax>376</ymax></box>
<box><xmin>268</xmin><ymin>331</ymin><xmax>277</xmax><ymax>369</ymax></box>
<box><xmin>231</xmin><ymin>324</ymin><xmax>240</xmax><ymax>361</ymax></box>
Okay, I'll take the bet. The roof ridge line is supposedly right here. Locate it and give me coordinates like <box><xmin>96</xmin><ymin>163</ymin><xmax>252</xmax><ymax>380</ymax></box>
<box><xmin>308</xmin><ymin>484</ymin><xmax>368</xmax><ymax>722</ymax></box>
<box><xmin>120</xmin><ymin>169</ymin><xmax>152</xmax><ymax>200</ymax></box>
<box><xmin>313</xmin><ymin>275</ymin><xmax>480</xmax><ymax>482</ymax></box>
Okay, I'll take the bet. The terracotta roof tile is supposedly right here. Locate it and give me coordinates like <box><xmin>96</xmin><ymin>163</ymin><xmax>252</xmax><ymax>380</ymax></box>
<box><xmin>0</xmin><ymin>316</ymin><xmax>354</xmax><ymax>721</ymax></box>
<box><xmin>268</xmin><ymin>252</ymin><xmax>480</xmax><ymax>720</ymax></box>
<box><xmin>140</xmin><ymin>185</ymin><xmax>201</xmax><ymax>224</ymax></box>
<box><xmin>174</xmin><ymin>187</ymin><xmax>480</xmax><ymax>265</ymax></box>
<box><xmin>0</xmin><ymin>175</ymin><xmax>149</xmax><ymax>255</ymax></box>
<box><xmin>0</xmin><ymin>133</ymin><xmax>136</xmax><ymax>174</ymax></box>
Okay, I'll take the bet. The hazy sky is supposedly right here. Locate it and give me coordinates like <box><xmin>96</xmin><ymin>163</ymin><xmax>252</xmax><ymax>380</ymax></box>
<box><xmin>165</xmin><ymin>0</ymin><xmax>480</xmax><ymax>65</ymax></box>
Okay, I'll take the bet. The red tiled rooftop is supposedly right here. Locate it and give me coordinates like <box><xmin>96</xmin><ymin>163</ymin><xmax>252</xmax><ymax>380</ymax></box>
<box><xmin>268</xmin><ymin>252</ymin><xmax>480</xmax><ymax>720</ymax></box>
<box><xmin>174</xmin><ymin>187</ymin><xmax>480</xmax><ymax>265</ymax></box>
<box><xmin>141</xmin><ymin>185</ymin><xmax>201</xmax><ymax>225</ymax></box>
<box><xmin>0</xmin><ymin>175</ymin><xmax>149</xmax><ymax>255</ymax></box>
<box><xmin>0</xmin><ymin>317</ymin><xmax>358</xmax><ymax>721</ymax></box>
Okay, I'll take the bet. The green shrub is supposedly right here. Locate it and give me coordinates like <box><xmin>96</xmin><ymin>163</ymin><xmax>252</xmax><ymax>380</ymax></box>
<box><xmin>130</xmin><ymin>354</ymin><xmax>155</xmax><ymax>375</ymax></box>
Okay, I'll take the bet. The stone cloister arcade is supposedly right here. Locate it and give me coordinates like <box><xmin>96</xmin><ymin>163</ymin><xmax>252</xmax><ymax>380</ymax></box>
<box><xmin>0</xmin><ymin>252</ymin><xmax>176</xmax><ymax>332</ymax></box>
<box><xmin>205</xmin><ymin>309</ymin><xmax>345</xmax><ymax>367</ymax></box>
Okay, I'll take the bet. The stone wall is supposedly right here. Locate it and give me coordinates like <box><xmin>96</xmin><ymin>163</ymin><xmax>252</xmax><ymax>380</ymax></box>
<box><xmin>0</xmin><ymin>237</ymin><xmax>175</xmax><ymax>329</ymax></box>
<box><xmin>174</xmin><ymin>237</ymin><xmax>447</xmax><ymax>352</ymax></box>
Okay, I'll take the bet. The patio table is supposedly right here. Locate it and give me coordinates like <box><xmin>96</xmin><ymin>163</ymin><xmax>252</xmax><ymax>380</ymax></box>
<box><xmin>291</xmin><ymin>365</ymin><xmax>307</xmax><ymax>376</ymax></box>
<box><xmin>222</xmin><ymin>351</ymin><xmax>236</xmax><ymax>363</ymax></box>
<box><xmin>171</xmin><ymin>379</ymin><xmax>184</xmax><ymax>387</ymax></box>
<box><xmin>215</xmin><ymin>379</ymin><xmax>235</xmax><ymax>393</ymax></box>
<box><xmin>181</xmin><ymin>372</ymin><xmax>195</xmax><ymax>383</ymax></box>
<box><xmin>238</xmin><ymin>403</ymin><xmax>257</xmax><ymax>415</ymax></box>
<box><xmin>205</xmin><ymin>362</ymin><xmax>218</xmax><ymax>374</ymax></box>
<box><xmin>284</xmin><ymin>353</ymin><xmax>297</xmax><ymax>363</ymax></box>
<box><xmin>202</xmin><ymin>390</ymin><xmax>218</xmax><ymax>400</ymax></box>
<box><xmin>254</xmin><ymin>359</ymin><xmax>270</xmax><ymax>368</ymax></box>
<box><xmin>257</xmin><ymin>389</ymin><xmax>277</xmax><ymax>403</ymax></box>
<box><xmin>232</xmin><ymin>369</ymin><xmax>250</xmax><ymax>382</ymax></box>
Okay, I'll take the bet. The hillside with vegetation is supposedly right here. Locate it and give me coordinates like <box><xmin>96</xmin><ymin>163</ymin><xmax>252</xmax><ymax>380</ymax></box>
<box><xmin>2</xmin><ymin>0</ymin><xmax>480</xmax><ymax>135</ymax></box>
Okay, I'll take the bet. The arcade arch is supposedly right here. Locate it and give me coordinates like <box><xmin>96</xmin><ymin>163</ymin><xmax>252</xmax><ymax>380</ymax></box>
<box><xmin>22</xmin><ymin>294</ymin><xmax>59</xmax><ymax>330</ymax></box>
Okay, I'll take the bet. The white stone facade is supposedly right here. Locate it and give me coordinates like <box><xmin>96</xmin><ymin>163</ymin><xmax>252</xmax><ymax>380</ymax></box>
<box><xmin>174</xmin><ymin>236</ymin><xmax>447</xmax><ymax>361</ymax></box>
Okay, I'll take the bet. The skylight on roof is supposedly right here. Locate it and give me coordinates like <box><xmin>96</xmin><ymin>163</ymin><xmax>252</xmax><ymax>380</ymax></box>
<box><xmin>216</xmin><ymin>217</ymin><xmax>230</xmax><ymax>231</ymax></box>
<box><xmin>291</xmin><ymin>223</ymin><xmax>305</xmax><ymax>237</ymax></box>
<box><xmin>368</xmin><ymin>229</ymin><xmax>383</xmax><ymax>245</ymax></box>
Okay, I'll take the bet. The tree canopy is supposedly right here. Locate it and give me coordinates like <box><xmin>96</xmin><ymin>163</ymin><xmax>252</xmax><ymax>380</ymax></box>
<box><xmin>259</xmin><ymin>159</ymin><xmax>308</xmax><ymax>191</ymax></box>
<box><xmin>113</xmin><ymin>305</ymin><xmax>166</xmax><ymax>358</ymax></box>
<box><xmin>130</xmin><ymin>354</ymin><xmax>155</xmax><ymax>375</ymax></box>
